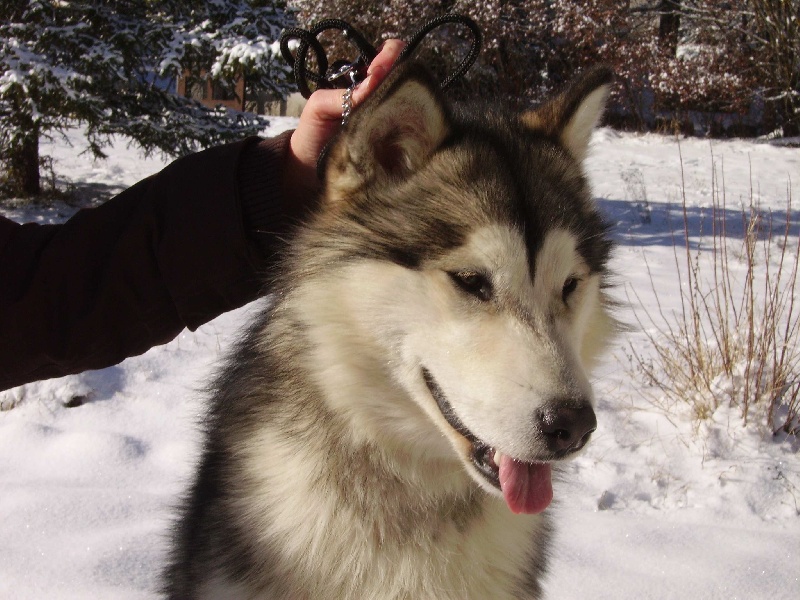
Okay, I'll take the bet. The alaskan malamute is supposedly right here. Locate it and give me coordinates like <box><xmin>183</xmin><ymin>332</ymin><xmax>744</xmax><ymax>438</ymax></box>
<box><xmin>165</xmin><ymin>61</ymin><xmax>616</xmax><ymax>599</ymax></box>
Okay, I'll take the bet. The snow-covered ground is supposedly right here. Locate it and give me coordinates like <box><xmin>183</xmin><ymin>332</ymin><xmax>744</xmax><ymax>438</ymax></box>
<box><xmin>1</xmin><ymin>120</ymin><xmax>798</xmax><ymax>599</ymax></box>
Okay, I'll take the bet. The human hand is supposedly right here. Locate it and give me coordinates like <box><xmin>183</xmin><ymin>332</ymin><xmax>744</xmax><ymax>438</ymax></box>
<box><xmin>284</xmin><ymin>39</ymin><xmax>406</xmax><ymax>202</ymax></box>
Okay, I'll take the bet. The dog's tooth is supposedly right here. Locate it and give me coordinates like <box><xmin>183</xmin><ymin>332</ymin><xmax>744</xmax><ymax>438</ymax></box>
<box><xmin>493</xmin><ymin>449</ymin><xmax>503</xmax><ymax>467</ymax></box>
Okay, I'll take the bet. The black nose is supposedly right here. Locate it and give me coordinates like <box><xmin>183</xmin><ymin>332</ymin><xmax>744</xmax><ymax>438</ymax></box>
<box><xmin>537</xmin><ymin>401</ymin><xmax>597</xmax><ymax>456</ymax></box>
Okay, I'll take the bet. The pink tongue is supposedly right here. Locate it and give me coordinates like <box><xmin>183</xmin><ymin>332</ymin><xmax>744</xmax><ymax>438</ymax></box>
<box><xmin>498</xmin><ymin>455</ymin><xmax>553</xmax><ymax>514</ymax></box>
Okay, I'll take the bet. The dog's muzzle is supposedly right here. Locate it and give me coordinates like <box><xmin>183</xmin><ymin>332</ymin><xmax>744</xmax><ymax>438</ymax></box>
<box><xmin>420</xmin><ymin>366</ymin><xmax>597</xmax><ymax>515</ymax></box>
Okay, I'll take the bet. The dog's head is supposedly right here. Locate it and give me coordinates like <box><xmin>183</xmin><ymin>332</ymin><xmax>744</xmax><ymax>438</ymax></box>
<box><xmin>301</xmin><ymin>62</ymin><xmax>616</xmax><ymax>515</ymax></box>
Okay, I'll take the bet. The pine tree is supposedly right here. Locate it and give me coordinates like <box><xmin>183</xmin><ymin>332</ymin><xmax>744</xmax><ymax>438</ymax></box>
<box><xmin>0</xmin><ymin>0</ymin><xmax>295</xmax><ymax>198</ymax></box>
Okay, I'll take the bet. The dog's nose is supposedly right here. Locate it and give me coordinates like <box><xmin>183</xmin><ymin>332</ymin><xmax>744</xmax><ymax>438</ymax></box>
<box><xmin>536</xmin><ymin>401</ymin><xmax>597</xmax><ymax>456</ymax></box>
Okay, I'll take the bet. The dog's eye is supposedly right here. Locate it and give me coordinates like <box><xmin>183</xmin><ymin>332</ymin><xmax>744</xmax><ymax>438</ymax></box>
<box><xmin>449</xmin><ymin>271</ymin><xmax>493</xmax><ymax>301</ymax></box>
<box><xmin>562</xmin><ymin>276</ymin><xmax>580</xmax><ymax>303</ymax></box>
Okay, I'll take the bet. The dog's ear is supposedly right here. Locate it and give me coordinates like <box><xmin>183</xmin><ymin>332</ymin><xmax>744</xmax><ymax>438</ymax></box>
<box><xmin>522</xmin><ymin>66</ymin><xmax>612</xmax><ymax>162</ymax></box>
<box><xmin>324</xmin><ymin>63</ymin><xmax>450</xmax><ymax>203</ymax></box>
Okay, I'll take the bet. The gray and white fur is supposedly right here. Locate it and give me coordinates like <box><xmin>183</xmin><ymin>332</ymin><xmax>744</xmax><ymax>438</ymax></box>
<box><xmin>165</xmin><ymin>62</ymin><xmax>616</xmax><ymax>600</ymax></box>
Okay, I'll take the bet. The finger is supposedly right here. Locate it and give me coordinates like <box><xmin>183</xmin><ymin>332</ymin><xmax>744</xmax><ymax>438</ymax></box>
<box><xmin>351</xmin><ymin>66</ymin><xmax>386</xmax><ymax>105</ymax></box>
<box><xmin>305</xmin><ymin>39</ymin><xmax>404</xmax><ymax>116</ymax></box>
<box><xmin>367</xmin><ymin>39</ymin><xmax>405</xmax><ymax>75</ymax></box>
<box><xmin>302</xmin><ymin>39</ymin><xmax>405</xmax><ymax>123</ymax></box>
<box><xmin>352</xmin><ymin>39</ymin><xmax>405</xmax><ymax>105</ymax></box>
<box><xmin>303</xmin><ymin>87</ymin><xmax>350</xmax><ymax>123</ymax></box>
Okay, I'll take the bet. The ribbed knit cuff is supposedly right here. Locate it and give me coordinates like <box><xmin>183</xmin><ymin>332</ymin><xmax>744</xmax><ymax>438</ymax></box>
<box><xmin>237</xmin><ymin>132</ymin><xmax>294</xmax><ymax>251</ymax></box>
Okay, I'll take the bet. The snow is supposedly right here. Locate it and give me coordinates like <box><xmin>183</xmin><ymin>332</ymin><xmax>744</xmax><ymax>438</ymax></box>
<box><xmin>1</xmin><ymin>120</ymin><xmax>798</xmax><ymax>599</ymax></box>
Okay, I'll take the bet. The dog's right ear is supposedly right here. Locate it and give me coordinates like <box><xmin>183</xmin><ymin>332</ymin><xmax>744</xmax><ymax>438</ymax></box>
<box><xmin>522</xmin><ymin>66</ymin><xmax>612</xmax><ymax>163</ymax></box>
<box><xmin>323</xmin><ymin>63</ymin><xmax>451</xmax><ymax>204</ymax></box>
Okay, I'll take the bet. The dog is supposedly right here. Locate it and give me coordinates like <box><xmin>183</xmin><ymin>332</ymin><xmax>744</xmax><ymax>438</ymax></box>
<box><xmin>164</xmin><ymin>61</ymin><xmax>616</xmax><ymax>599</ymax></box>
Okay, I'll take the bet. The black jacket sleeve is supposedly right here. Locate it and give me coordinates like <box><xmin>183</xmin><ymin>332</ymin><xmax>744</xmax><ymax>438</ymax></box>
<box><xmin>0</xmin><ymin>132</ymin><xmax>296</xmax><ymax>391</ymax></box>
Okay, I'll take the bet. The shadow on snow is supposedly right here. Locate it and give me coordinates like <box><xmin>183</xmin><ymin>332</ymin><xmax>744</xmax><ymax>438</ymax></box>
<box><xmin>596</xmin><ymin>197</ymin><xmax>800</xmax><ymax>249</ymax></box>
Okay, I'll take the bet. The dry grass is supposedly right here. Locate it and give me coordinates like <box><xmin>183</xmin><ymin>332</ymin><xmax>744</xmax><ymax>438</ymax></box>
<box><xmin>627</xmin><ymin>150</ymin><xmax>800</xmax><ymax>437</ymax></box>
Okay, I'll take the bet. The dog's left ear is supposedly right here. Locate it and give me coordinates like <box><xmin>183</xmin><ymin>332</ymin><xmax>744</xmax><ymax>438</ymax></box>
<box><xmin>523</xmin><ymin>66</ymin><xmax>613</xmax><ymax>162</ymax></box>
<box><xmin>324</xmin><ymin>62</ymin><xmax>451</xmax><ymax>203</ymax></box>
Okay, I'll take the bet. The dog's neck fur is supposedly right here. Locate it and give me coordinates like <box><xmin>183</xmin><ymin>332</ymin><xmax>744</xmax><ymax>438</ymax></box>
<box><xmin>267</xmin><ymin>274</ymin><xmax>477</xmax><ymax>502</ymax></box>
<box><xmin>228</xmin><ymin>280</ymin><xmax>548</xmax><ymax>599</ymax></box>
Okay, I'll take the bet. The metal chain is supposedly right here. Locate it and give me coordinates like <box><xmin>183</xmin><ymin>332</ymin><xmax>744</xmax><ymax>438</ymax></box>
<box><xmin>341</xmin><ymin>84</ymin><xmax>355</xmax><ymax>125</ymax></box>
<box><xmin>326</xmin><ymin>62</ymin><xmax>361</xmax><ymax>125</ymax></box>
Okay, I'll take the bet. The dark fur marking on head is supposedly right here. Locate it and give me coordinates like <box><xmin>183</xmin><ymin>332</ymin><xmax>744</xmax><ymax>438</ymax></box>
<box><xmin>443</xmin><ymin>110</ymin><xmax>613</xmax><ymax>283</ymax></box>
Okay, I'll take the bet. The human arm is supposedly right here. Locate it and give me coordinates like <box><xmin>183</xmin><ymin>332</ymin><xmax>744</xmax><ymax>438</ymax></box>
<box><xmin>0</xmin><ymin>40</ymin><xmax>405</xmax><ymax>391</ymax></box>
<box><xmin>0</xmin><ymin>134</ymin><xmax>289</xmax><ymax>390</ymax></box>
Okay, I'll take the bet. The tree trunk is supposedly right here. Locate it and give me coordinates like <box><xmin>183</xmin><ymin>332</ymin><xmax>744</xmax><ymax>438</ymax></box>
<box><xmin>7</xmin><ymin>126</ymin><xmax>41</xmax><ymax>197</ymax></box>
<box><xmin>658</xmin><ymin>0</ymin><xmax>681</xmax><ymax>57</ymax></box>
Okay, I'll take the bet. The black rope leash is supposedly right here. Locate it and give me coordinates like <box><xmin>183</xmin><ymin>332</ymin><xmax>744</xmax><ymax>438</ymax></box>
<box><xmin>278</xmin><ymin>14</ymin><xmax>482</xmax><ymax>100</ymax></box>
<box><xmin>394</xmin><ymin>14</ymin><xmax>482</xmax><ymax>91</ymax></box>
<box><xmin>278</xmin><ymin>14</ymin><xmax>482</xmax><ymax>180</ymax></box>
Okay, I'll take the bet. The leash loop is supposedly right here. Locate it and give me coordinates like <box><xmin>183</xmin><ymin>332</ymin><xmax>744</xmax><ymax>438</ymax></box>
<box><xmin>396</xmin><ymin>14</ymin><xmax>483</xmax><ymax>91</ymax></box>
<box><xmin>279</xmin><ymin>14</ymin><xmax>482</xmax><ymax>99</ymax></box>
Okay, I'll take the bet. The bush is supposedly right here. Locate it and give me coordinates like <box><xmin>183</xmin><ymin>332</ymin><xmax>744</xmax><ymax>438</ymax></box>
<box><xmin>627</xmin><ymin>151</ymin><xmax>800</xmax><ymax>436</ymax></box>
<box><xmin>291</xmin><ymin>0</ymin><xmax>799</xmax><ymax>136</ymax></box>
